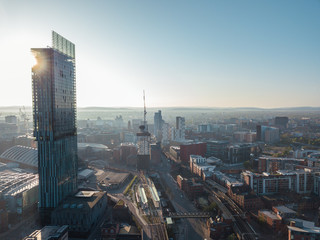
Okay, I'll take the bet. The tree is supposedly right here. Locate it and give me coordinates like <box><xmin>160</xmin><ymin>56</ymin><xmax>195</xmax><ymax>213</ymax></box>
<box><xmin>227</xmin><ymin>233</ymin><xmax>236</xmax><ymax>240</ymax></box>
<box><xmin>203</xmin><ymin>202</ymin><xmax>217</xmax><ymax>212</ymax></box>
<box><xmin>243</xmin><ymin>160</ymin><xmax>251</xmax><ymax>169</ymax></box>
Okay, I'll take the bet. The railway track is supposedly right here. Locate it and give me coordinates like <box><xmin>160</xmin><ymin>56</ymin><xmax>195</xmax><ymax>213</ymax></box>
<box><xmin>205</xmin><ymin>184</ymin><xmax>257</xmax><ymax>240</ymax></box>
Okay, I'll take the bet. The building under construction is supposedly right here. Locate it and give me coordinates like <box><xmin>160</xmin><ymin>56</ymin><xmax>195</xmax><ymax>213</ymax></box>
<box><xmin>136</xmin><ymin>91</ymin><xmax>151</xmax><ymax>171</ymax></box>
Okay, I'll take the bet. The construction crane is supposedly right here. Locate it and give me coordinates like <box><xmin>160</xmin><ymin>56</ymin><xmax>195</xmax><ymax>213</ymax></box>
<box><xmin>19</xmin><ymin>106</ymin><xmax>30</xmax><ymax>135</ymax></box>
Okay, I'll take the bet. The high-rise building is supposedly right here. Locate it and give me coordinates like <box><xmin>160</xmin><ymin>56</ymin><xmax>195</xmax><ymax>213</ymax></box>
<box><xmin>153</xmin><ymin>110</ymin><xmax>163</xmax><ymax>141</ymax></box>
<box><xmin>256</xmin><ymin>125</ymin><xmax>280</xmax><ymax>143</ymax></box>
<box><xmin>32</xmin><ymin>31</ymin><xmax>78</xmax><ymax>223</ymax></box>
<box><xmin>175</xmin><ymin>116</ymin><xmax>185</xmax><ymax>141</ymax></box>
<box><xmin>274</xmin><ymin>116</ymin><xmax>289</xmax><ymax>129</ymax></box>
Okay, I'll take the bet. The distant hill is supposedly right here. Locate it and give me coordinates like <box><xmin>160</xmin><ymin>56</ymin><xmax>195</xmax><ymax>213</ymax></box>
<box><xmin>0</xmin><ymin>106</ymin><xmax>320</xmax><ymax>113</ymax></box>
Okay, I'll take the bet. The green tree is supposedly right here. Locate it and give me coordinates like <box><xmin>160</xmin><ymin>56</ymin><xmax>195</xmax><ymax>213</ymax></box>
<box><xmin>227</xmin><ymin>233</ymin><xmax>236</xmax><ymax>240</ymax></box>
<box><xmin>243</xmin><ymin>160</ymin><xmax>251</xmax><ymax>169</ymax></box>
<box><xmin>203</xmin><ymin>202</ymin><xmax>217</xmax><ymax>212</ymax></box>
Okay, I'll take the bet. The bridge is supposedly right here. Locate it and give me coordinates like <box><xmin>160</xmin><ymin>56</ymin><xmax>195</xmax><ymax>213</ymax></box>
<box><xmin>168</xmin><ymin>212</ymin><xmax>211</xmax><ymax>218</ymax></box>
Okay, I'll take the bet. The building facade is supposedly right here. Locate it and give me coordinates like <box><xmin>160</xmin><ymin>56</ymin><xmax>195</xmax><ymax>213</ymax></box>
<box><xmin>180</xmin><ymin>142</ymin><xmax>207</xmax><ymax>163</ymax></box>
<box><xmin>32</xmin><ymin>31</ymin><xmax>78</xmax><ymax>222</ymax></box>
<box><xmin>136</xmin><ymin>124</ymin><xmax>150</xmax><ymax>170</ymax></box>
<box><xmin>154</xmin><ymin>110</ymin><xmax>163</xmax><ymax>141</ymax></box>
<box><xmin>175</xmin><ymin>116</ymin><xmax>185</xmax><ymax>141</ymax></box>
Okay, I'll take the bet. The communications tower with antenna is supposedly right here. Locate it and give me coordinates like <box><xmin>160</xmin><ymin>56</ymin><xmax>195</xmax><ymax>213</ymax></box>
<box><xmin>136</xmin><ymin>90</ymin><xmax>151</xmax><ymax>170</ymax></box>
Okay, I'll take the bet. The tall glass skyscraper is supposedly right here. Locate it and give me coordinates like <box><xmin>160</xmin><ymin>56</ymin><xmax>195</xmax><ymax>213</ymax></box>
<box><xmin>32</xmin><ymin>31</ymin><xmax>78</xmax><ymax>223</ymax></box>
<box><xmin>153</xmin><ymin>110</ymin><xmax>163</xmax><ymax>141</ymax></box>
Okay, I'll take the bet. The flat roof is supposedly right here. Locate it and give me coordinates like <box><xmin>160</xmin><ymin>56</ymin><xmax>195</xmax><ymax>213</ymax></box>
<box><xmin>166</xmin><ymin>217</ymin><xmax>174</xmax><ymax>225</ymax></box>
<box><xmin>260</xmin><ymin>210</ymin><xmax>281</xmax><ymax>220</ymax></box>
<box><xmin>274</xmin><ymin>205</ymin><xmax>296</xmax><ymax>214</ymax></box>
<box><xmin>55</xmin><ymin>191</ymin><xmax>106</xmax><ymax>211</ymax></box>
<box><xmin>24</xmin><ymin>225</ymin><xmax>68</xmax><ymax>240</ymax></box>
<box><xmin>78</xmin><ymin>169</ymin><xmax>94</xmax><ymax>178</ymax></box>
<box><xmin>102</xmin><ymin>171</ymin><xmax>130</xmax><ymax>185</ymax></box>
<box><xmin>75</xmin><ymin>191</ymin><xmax>97</xmax><ymax>198</ymax></box>
<box><xmin>78</xmin><ymin>142</ymin><xmax>109</xmax><ymax>149</ymax></box>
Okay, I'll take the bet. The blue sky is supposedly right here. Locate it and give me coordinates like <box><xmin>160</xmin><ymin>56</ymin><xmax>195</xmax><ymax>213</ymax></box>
<box><xmin>0</xmin><ymin>0</ymin><xmax>319</xmax><ymax>108</ymax></box>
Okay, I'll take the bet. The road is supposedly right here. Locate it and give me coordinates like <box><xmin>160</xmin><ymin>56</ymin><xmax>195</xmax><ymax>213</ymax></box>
<box><xmin>157</xmin><ymin>156</ymin><xmax>209</xmax><ymax>240</ymax></box>
<box><xmin>0</xmin><ymin>212</ymin><xmax>40</xmax><ymax>240</ymax></box>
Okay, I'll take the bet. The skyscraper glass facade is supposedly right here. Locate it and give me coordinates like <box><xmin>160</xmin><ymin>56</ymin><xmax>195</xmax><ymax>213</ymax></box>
<box><xmin>31</xmin><ymin>32</ymin><xmax>77</xmax><ymax>222</ymax></box>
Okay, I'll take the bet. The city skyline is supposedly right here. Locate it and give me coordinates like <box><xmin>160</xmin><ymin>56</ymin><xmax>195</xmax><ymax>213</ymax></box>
<box><xmin>1</xmin><ymin>0</ymin><xmax>320</xmax><ymax>108</ymax></box>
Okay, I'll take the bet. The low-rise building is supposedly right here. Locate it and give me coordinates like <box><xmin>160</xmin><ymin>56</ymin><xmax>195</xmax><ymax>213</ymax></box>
<box><xmin>288</xmin><ymin>219</ymin><xmax>320</xmax><ymax>240</ymax></box>
<box><xmin>177</xmin><ymin>175</ymin><xmax>188</xmax><ymax>191</ymax></box>
<box><xmin>189</xmin><ymin>155</ymin><xmax>215</xmax><ymax>180</ymax></box>
<box><xmin>258</xmin><ymin>157</ymin><xmax>305</xmax><ymax>173</ymax></box>
<box><xmin>0</xmin><ymin>168</ymin><xmax>38</xmax><ymax>217</ymax></box>
<box><xmin>23</xmin><ymin>225</ymin><xmax>68</xmax><ymax>240</ymax></box>
<box><xmin>169</xmin><ymin>146</ymin><xmax>180</xmax><ymax>160</ymax></box>
<box><xmin>258</xmin><ymin>210</ymin><xmax>283</xmax><ymax>233</ymax></box>
<box><xmin>272</xmin><ymin>205</ymin><xmax>296</xmax><ymax>220</ymax></box>
<box><xmin>228</xmin><ymin>185</ymin><xmax>263</xmax><ymax>211</ymax></box>
<box><xmin>213</xmin><ymin>171</ymin><xmax>243</xmax><ymax>189</ymax></box>
<box><xmin>101</xmin><ymin>223</ymin><xmax>141</xmax><ymax>240</ymax></box>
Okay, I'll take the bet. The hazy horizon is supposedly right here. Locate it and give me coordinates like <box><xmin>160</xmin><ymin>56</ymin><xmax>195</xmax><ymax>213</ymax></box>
<box><xmin>1</xmin><ymin>1</ymin><xmax>319</xmax><ymax>108</ymax></box>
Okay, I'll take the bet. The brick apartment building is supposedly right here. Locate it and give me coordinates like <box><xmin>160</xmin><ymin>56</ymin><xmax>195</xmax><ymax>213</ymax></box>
<box><xmin>180</xmin><ymin>142</ymin><xmax>207</xmax><ymax>163</ymax></box>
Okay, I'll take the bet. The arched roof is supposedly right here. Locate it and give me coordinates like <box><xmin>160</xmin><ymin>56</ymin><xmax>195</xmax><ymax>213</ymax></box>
<box><xmin>0</xmin><ymin>145</ymin><xmax>37</xmax><ymax>167</ymax></box>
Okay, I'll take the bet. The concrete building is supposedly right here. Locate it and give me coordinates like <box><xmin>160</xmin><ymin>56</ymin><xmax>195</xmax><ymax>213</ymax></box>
<box><xmin>51</xmin><ymin>191</ymin><xmax>107</xmax><ymax>237</ymax></box>
<box><xmin>175</xmin><ymin>116</ymin><xmax>185</xmax><ymax>141</ymax></box>
<box><xmin>78</xmin><ymin>143</ymin><xmax>111</xmax><ymax>161</ymax></box>
<box><xmin>23</xmin><ymin>225</ymin><xmax>68</xmax><ymax>240</ymax></box>
<box><xmin>150</xmin><ymin>143</ymin><xmax>162</xmax><ymax>166</ymax></box>
<box><xmin>169</xmin><ymin>146</ymin><xmax>180</xmax><ymax>160</ymax></box>
<box><xmin>272</xmin><ymin>205</ymin><xmax>296</xmax><ymax>219</ymax></box>
<box><xmin>5</xmin><ymin>115</ymin><xmax>18</xmax><ymax>124</ymax></box>
<box><xmin>136</xmin><ymin>124</ymin><xmax>150</xmax><ymax>170</ymax></box>
<box><xmin>258</xmin><ymin>157</ymin><xmax>305</xmax><ymax>173</ymax></box>
<box><xmin>233</xmin><ymin>131</ymin><xmax>257</xmax><ymax>143</ymax></box>
<box><xmin>32</xmin><ymin>31</ymin><xmax>78</xmax><ymax>223</ymax></box>
<box><xmin>227</xmin><ymin>144</ymin><xmax>251</xmax><ymax>164</ymax></box>
<box><xmin>228</xmin><ymin>185</ymin><xmax>264</xmax><ymax>211</ymax></box>
<box><xmin>198</xmin><ymin>124</ymin><xmax>212</xmax><ymax>133</ymax></box>
<box><xmin>0</xmin><ymin>168</ymin><xmax>38</xmax><ymax>217</ymax></box>
<box><xmin>287</xmin><ymin>219</ymin><xmax>320</xmax><ymax>240</ymax></box>
<box><xmin>258</xmin><ymin>210</ymin><xmax>282</xmax><ymax>233</ymax></box>
<box><xmin>101</xmin><ymin>223</ymin><xmax>141</xmax><ymax>240</ymax></box>
<box><xmin>256</xmin><ymin>125</ymin><xmax>280</xmax><ymax>143</ymax></box>
<box><xmin>242</xmin><ymin>169</ymin><xmax>314</xmax><ymax>196</ymax></box>
<box><xmin>161</xmin><ymin>122</ymin><xmax>171</xmax><ymax>145</ymax></box>
<box><xmin>189</xmin><ymin>155</ymin><xmax>215</xmax><ymax>180</ymax></box>
<box><xmin>154</xmin><ymin>110</ymin><xmax>163</xmax><ymax>141</ymax></box>
<box><xmin>119</xmin><ymin>143</ymin><xmax>138</xmax><ymax>166</ymax></box>
<box><xmin>274</xmin><ymin>116</ymin><xmax>289</xmax><ymax>129</ymax></box>
<box><xmin>206</xmin><ymin>141</ymin><xmax>228</xmax><ymax>160</ymax></box>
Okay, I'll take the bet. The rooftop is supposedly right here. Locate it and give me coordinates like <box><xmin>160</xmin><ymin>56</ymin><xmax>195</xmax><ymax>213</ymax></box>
<box><xmin>78</xmin><ymin>142</ymin><xmax>109</xmax><ymax>150</ymax></box>
<box><xmin>260</xmin><ymin>210</ymin><xmax>281</xmax><ymax>221</ymax></box>
<box><xmin>0</xmin><ymin>145</ymin><xmax>37</xmax><ymax>167</ymax></box>
<box><xmin>288</xmin><ymin>219</ymin><xmax>320</xmax><ymax>235</ymax></box>
<box><xmin>55</xmin><ymin>191</ymin><xmax>106</xmax><ymax>211</ymax></box>
<box><xmin>274</xmin><ymin>205</ymin><xmax>296</xmax><ymax>214</ymax></box>
<box><xmin>0</xmin><ymin>168</ymin><xmax>38</xmax><ymax>197</ymax></box>
<box><xmin>23</xmin><ymin>225</ymin><xmax>68</xmax><ymax>240</ymax></box>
